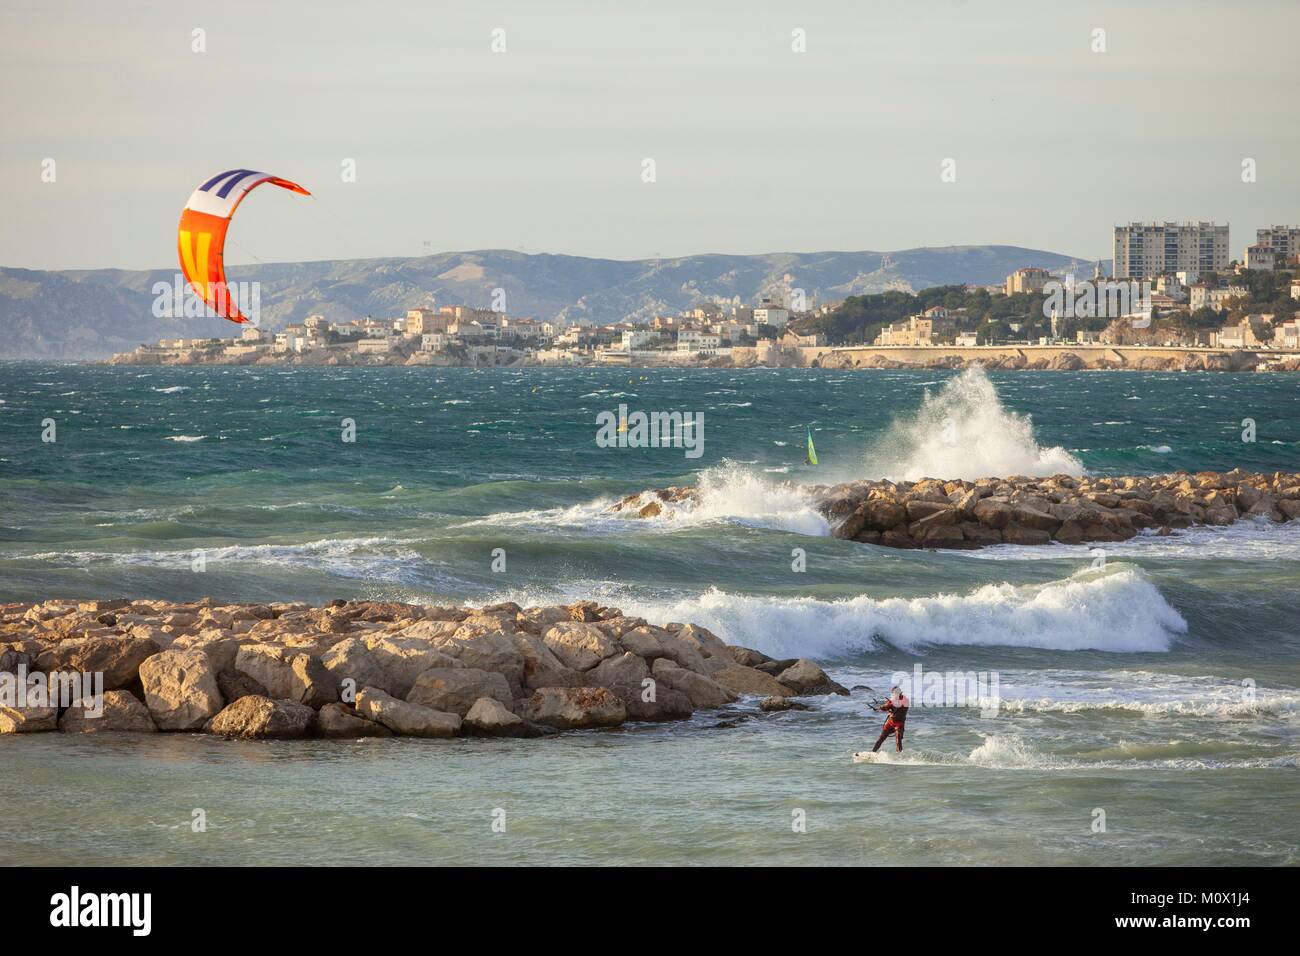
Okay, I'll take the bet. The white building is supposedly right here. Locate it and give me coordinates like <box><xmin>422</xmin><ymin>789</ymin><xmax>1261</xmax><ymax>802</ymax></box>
<box><xmin>274</xmin><ymin>328</ymin><xmax>307</xmax><ymax>353</ymax></box>
<box><xmin>676</xmin><ymin>331</ymin><xmax>722</xmax><ymax>354</ymax></box>
<box><xmin>752</xmin><ymin>307</ymin><xmax>790</xmax><ymax>328</ymax></box>
<box><xmin>621</xmin><ymin>328</ymin><xmax>655</xmax><ymax>350</ymax></box>
<box><xmin>1113</xmin><ymin>222</ymin><xmax>1229</xmax><ymax>279</ymax></box>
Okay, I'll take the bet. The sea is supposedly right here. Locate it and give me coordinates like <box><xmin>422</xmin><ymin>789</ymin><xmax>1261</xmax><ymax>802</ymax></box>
<box><xmin>1</xmin><ymin>362</ymin><xmax>1297</xmax><ymax>865</ymax></box>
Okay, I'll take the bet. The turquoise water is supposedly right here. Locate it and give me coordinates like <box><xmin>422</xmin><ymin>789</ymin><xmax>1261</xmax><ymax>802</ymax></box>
<box><xmin>2</xmin><ymin>364</ymin><xmax>1298</xmax><ymax>865</ymax></box>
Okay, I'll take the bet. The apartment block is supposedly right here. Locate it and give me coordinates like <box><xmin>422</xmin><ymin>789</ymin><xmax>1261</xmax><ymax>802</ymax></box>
<box><xmin>1255</xmin><ymin>225</ymin><xmax>1300</xmax><ymax>260</ymax></box>
<box><xmin>1112</xmin><ymin>222</ymin><xmax>1229</xmax><ymax>279</ymax></box>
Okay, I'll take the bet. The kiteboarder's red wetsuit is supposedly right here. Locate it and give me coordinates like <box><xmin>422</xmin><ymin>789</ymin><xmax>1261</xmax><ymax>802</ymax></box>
<box><xmin>871</xmin><ymin>694</ymin><xmax>909</xmax><ymax>752</ymax></box>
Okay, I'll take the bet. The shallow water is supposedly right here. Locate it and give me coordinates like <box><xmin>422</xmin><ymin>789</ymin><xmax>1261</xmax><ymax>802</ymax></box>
<box><xmin>1</xmin><ymin>364</ymin><xmax>1297</xmax><ymax>865</ymax></box>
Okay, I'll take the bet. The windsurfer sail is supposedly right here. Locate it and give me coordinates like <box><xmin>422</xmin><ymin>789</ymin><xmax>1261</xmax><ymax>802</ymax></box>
<box><xmin>804</xmin><ymin>427</ymin><xmax>818</xmax><ymax>465</ymax></box>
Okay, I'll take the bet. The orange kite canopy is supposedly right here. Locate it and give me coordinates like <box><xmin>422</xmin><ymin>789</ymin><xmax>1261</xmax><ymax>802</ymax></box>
<box><xmin>177</xmin><ymin>169</ymin><xmax>310</xmax><ymax>323</ymax></box>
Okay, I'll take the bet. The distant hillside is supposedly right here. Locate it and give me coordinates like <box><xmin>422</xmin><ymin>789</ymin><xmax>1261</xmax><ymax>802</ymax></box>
<box><xmin>0</xmin><ymin>246</ymin><xmax>1100</xmax><ymax>359</ymax></box>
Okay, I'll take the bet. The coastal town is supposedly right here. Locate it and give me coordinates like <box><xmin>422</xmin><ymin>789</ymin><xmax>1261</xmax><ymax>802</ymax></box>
<box><xmin>109</xmin><ymin>221</ymin><xmax>1300</xmax><ymax>371</ymax></box>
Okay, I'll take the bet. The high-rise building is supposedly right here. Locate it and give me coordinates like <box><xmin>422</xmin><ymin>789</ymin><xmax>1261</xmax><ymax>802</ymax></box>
<box><xmin>1112</xmin><ymin>222</ymin><xmax>1229</xmax><ymax>279</ymax></box>
<box><xmin>1256</xmin><ymin>225</ymin><xmax>1300</xmax><ymax>260</ymax></box>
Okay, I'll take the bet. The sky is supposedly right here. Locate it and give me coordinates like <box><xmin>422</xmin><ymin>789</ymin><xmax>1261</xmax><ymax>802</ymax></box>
<box><xmin>1</xmin><ymin>0</ymin><xmax>1297</xmax><ymax>271</ymax></box>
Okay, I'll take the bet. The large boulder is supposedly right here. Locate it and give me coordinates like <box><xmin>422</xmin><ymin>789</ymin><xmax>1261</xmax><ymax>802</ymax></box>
<box><xmin>516</xmin><ymin>606</ymin><xmax>572</xmax><ymax>634</ymax></box>
<box><xmin>208</xmin><ymin>695</ymin><xmax>316</xmax><ymax>739</ymax></box>
<box><xmin>509</xmin><ymin>632</ymin><xmax>579</xmax><ymax>690</ymax></box>
<box><xmin>430</xmin><ymin>629</ymin><xmax>526</xmax><ymax>687</ymax></box>
<box><xmin>614</xmin><ymin>683</ymin><xmax>695</xmax><ymax>722</ymax></box>
<box><xmin>668</xmin><ymin>624</ymin><xmax>732</xmax><ymax>662</ymax></box>
<box><xmin>619</xmin><ymin>626</ymin><xmax>668</xmax><ymax>661</ymax></box>
<box><xmin>522</xmin><ymin>686</ymin><xmax>626</xmax><ymax>729</ymax></box>
<box><xmin>320</xmin><ymin>637</ymin><xmax>390</xmax><ymax>696</ymax></box>
<box><xmin>710</xmin><ymin>664</ymin><xmax>795</xmax><ymax>699</ymax></box>
<box><xmin>362</xmin><ymin>636</ymin><xmax>462</xmax><ymax>698</ymax></box>
<box><xmin>775</xmin><ymin>659</ymin><xmax>849</xmax><ymax>696</ymax></box>
<box><xmin>234</xmin><ymin>645</ymin><xmax>339</xmax><ymax>710</ymax></box>
<box><xmin>1009</xmin><ymin>504</ymin><xmax>1062</xmax><ymax>533</ymax></box>
<box><xmin>1001</xmin><ymin>523</ymin><xmax>1053</xmax><ymax>546</ymax></box>
<box><xmin>462</xmin><ymin>696</ymin><xmax>534</xmax><ymax>737</ymax></box>
<box><xmin>317</xmin><ymin>702</ymin><xmax>392</xmax><ymax>738</ymax></box>
<box><xmin>972</xmin><ymin>497</ymin><xmax>1014</xmax><ymax>530</ymax></box>
<box><xmin>406</xmin><ymin>667</ymin><xmax>512</xmax><ymax>716</ymax></box>
<box><xmin>860</xmin><ymin>497</ymin><xmax>906</xmax><ymax>531</ymax></box>
<box><xmin>139</xmin><ymin>649</ymin><xmax>224</xmax><ymax>731</ymax></box>
<box><xmin>727</xmin><ymin>645</ymin><xmax>772</xmax><ymax>668</ymax></box>
<box><xmin>35</xmin><ymin>635</ymin><xmax>160</xmax><ymax>690</ymax></box>
<box><xmin>171</xmin><ymin>633</ymin><xmax>243</xmax><ymax>672</ymax></box>
<box><xmin>588</xmin><ymin>651</ymin><xmax>650</xmax><ymax>690</ymax></box>
<box><xmin>650</xmin><ymin>659</ymin><xmax>735</xmax><ymax>708</ymax></box>
<box><xmin>0</xmin><ymin>677</ymin><xmax>58</xmax><ymax>733</ymax></box>
<box><xmin>354</xmin><ymin>687</ymin><xmax>461</xmax><ymax>738</ymax></box>
<box><xmin>541</xmin><ymin>622</ymin><xmax>620</xmax><ymax>671</ymax></box>
<box><xmin>653</xmin><ymin>631</ymin><xmax>709</xmax><ymax>675</ymax></box>
<box><xmin>58</xmin><ymin>690</ymin><xmax>158</xmax><ymax>733</ymax></box>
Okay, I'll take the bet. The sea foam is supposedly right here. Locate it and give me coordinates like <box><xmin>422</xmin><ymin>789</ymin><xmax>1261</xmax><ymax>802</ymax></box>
<box><xmin>609</xmin><ymin>567</ymin><xmax>1186</xmax><ymax>658</ymax></box>
<box><xmin>861</xmin><ymin>366</ymin><xmax>1083</xmax><ymax>481</ymax></box>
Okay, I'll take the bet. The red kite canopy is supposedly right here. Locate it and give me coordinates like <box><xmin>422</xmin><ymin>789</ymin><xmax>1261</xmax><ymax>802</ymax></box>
<box><xmin>177</xmin><ymin>169</ymin><xmax>310</xmax><ymax>323</ymax></box>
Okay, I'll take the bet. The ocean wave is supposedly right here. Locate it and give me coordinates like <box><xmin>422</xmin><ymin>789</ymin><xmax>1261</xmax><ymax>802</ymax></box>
<box><xmin>644</xmin><ymin>463</ymin><xmax>828</xmax><ymax>535</ymax></box>
<box><xmin>465</xmin><ymin>463</ymin><xmax>829</xmax><ymax>536</ymax></box>
<box><xmin>862</xmin><ymin>366</ymin><xmax>1083</xmax><ymax>481</ymax></box>
<box><xmin>605</xmin><ymin>567</ymin><xmax>1186</xmax><ymax>657</ymax></box>
<box><xmin>164</xmin><ymin>435</ymin><xmax>206</xmax><ymax>442</ymax></box>
<box><xmin>19</xmin><ymin>536</ymin><xmax>433</xmax><ymax>583</ymax></box>
<box><xmin>995</xmin><ymin>678</ymin><xmax>1300</xmax><ymax>720</ymax></box>
<box><xmin>819</xmin><ymin>665</ymin><xmax>1299</xmax><ymax>721</ymax></box>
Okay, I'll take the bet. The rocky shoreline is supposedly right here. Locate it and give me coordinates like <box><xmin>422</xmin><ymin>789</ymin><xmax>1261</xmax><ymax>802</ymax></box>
<box><xmin>611</xmin><ymin>469</ymin><xmax>1300</xmax><ymax>550</ymax></box>
<box><xmin>0</xmin><ymin>599</ymin><xmax>844</xmax><ymax>739</ymax></box>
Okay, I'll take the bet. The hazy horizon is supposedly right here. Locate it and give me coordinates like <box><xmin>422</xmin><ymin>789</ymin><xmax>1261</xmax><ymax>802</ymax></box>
<box><xmin>2</xmin><ymin>0</ymin><xmax>1296</xmax><ymax>271</ymax></box>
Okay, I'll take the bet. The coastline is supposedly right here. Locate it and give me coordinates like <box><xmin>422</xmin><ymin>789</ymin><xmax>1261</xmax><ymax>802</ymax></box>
<box><xmin>1</xmin><ymin>598</ymin><xmax>845</xmax><ymax>739</ymax></box>
<box><xmin>96</xmin><ymin>343</ymin><xmax>1300</xmax><ymax>372</ymax></box>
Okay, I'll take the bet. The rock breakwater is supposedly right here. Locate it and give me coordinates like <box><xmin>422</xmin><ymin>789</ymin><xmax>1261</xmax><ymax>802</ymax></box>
<box><xmin>609</xmin><ymin>470</ymin><xmax>1300</xmax><ymax>549</ymax></box>
<box><xmin>0</xmin><ymin>598</ymin><xmax>846</xmax><ymax>738</ymax></box>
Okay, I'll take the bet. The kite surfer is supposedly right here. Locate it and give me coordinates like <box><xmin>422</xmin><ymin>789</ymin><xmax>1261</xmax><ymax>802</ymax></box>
<box><xmin>870</xmin><ymin>686</ymin><xmax>909</xmax><ymax>753</ymax></box>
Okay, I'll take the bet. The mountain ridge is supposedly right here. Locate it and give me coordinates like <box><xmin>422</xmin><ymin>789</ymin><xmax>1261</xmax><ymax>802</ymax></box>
<box><xmin>0</xmin><ymin>245</ymin><xmax>1103</xmax><ymax>358</ymax></box>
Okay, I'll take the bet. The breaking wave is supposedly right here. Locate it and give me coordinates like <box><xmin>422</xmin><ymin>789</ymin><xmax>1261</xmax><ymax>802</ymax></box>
<box><xmin>467</xmin><ymin>462</ymin><xmax>828</xmax><ymax>536</ymax></box>
<box><xmin>636</xmin><ymin>463</ymin><xmax>829</xmax><ymax>535</ymax></box>
<box><xmin>862</xmin><ymin>366</ymin><xmax>1083</xmax><ymax>481</ymax></box>
<box><xmin>612</xmin><ymin>566</ymin><xmax>1186</xmax><ymax>658</ymax></box>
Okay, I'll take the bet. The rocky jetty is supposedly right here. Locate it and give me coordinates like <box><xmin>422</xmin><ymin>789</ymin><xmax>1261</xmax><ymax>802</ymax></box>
<box><xmin>0</xmin><ymin>598</ymin><xmax>846</xmax><ymax>738</ymax></box>
<box><xmin>610</xmin><ymin>470</ymin><xmax>1300</xmax><ymax>550</ymax></box>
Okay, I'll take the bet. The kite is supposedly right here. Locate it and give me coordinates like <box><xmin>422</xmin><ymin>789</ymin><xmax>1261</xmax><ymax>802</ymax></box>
<box><xmin>177</xmin><ymin>169</ymin><xmax>310</xmax><ymax>323</ymax></box>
